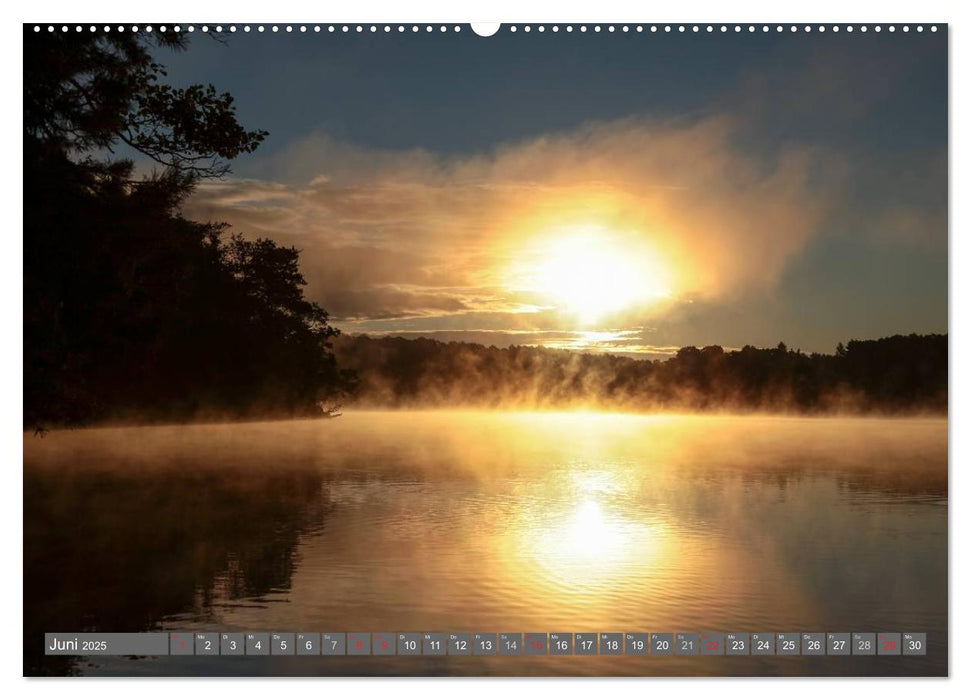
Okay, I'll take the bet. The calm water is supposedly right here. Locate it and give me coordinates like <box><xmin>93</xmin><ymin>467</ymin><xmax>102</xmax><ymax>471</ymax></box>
<box><xmin>24</xmin><ymin>412</ymin><xmax>947</xmax><ymax>676</ymax></box>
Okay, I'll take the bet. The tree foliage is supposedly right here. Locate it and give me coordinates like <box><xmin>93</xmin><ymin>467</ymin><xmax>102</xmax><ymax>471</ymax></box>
<box><xmin>24</xmin><ymin>28</ymin><xmax>349</xmax><ymax>427</ymax></box>
<box><xmin>25</xmin><ymin>28</ymin><xmax>266</xmax><ymax>177</ymax></box>
<box><xmin>334</xmin><ymin>333</ymin><xmax>947</xmax><ymax>414</ymax></box>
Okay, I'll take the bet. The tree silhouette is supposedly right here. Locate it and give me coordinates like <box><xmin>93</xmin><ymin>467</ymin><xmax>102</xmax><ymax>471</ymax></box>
<box><xmin>333</xmin><ymin>333</ymin><xmax>946</xmax><ymax>415</ymax></box>
<box><xmin>24</xmin><ymin>28</ymin><xmax>349</xmax><ymax>427</ymax></box>
<box><xmin>25</xmin><ymin>28</ymin><xmax>266</xmax><ymax>178</ymax></box>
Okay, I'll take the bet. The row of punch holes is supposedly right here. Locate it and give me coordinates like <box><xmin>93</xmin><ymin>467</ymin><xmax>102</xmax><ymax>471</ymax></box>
<box><xmin>34</xmin><ymin>24</ymin><xmax>940</xmax><ymax>35</ymax></box>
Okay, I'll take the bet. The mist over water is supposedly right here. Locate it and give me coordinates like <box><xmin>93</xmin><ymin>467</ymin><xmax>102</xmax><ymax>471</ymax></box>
<box><xmin>24</xmin><ymin>412</ymin><xmax>947</xmax><ymax>676</ymax></box>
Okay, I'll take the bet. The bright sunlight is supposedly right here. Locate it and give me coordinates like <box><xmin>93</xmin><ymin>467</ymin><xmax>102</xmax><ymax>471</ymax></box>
<box><xmin>529</xmin><ymin>225</ymin><xmax>673</xmax><ymax>323</ymax></box>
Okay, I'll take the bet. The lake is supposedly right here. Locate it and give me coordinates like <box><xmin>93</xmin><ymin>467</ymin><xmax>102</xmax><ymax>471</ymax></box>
<box><xmin>23</xmin><ymin>411</ymin><xmax>948</xmax><ymax>676</ymax></box>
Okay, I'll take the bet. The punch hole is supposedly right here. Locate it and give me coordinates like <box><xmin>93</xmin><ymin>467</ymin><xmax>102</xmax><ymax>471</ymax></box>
<box><xmin>471</xmin><ymin>23</ymin><xmax>500</xmax><ymax>37</ymax></box>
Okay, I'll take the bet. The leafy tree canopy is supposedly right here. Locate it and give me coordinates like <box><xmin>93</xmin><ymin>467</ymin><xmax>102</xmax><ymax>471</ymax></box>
<box><xmin>25</xmin><ymin>29</ymin><xmax>266</xmax><ymax>178</ymax></box>
<box><xmin>24</xmin><ymin>29</ymin><xmax>349</xmax><ymax>428</ymax></box>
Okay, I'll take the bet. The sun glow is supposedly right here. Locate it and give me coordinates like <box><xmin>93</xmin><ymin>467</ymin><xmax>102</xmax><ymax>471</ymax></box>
<box><xmin>528</xmin><ymin>225</ymin><xmax>673</xmax><ymax>322</ymax></box>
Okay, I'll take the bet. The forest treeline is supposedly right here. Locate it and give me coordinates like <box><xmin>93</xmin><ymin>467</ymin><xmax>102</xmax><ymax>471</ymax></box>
<box><xmin>24</xmin><ymin>29</ymin><xmax>351</xmax><ymax>427</ymax></box>
<box><xmin>22</xmin><ymin>30</ymin><xmax>947</xmax><ymax>427</ymax></box>
<box><xmin>333</xmin><ymin>333</ymin><xmax>947</xmax><ymax>414</ymax></box>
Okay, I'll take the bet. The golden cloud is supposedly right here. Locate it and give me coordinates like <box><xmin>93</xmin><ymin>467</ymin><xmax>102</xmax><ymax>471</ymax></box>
<box><xmin>183</xmin><ymin>116</ymin><xmax>838</xmax><ymax>332</ymax></box>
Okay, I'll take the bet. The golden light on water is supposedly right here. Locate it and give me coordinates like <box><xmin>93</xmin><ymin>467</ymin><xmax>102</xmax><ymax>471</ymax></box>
<box><xmin>554</xmin><ymin>498</ymin><xmax>629</xmax><ymax>558</ymax></box>
<box><xmin>505</xmin><ymin>465</ymin><xmax>672</xmax><ymax>600</ymax></box>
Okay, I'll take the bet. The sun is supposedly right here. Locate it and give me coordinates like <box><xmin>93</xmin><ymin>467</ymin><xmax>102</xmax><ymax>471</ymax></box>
<box><xmin>531</xmin><ymin>226</ymin><xmax>672</xmax><ymax>322</ymax></box>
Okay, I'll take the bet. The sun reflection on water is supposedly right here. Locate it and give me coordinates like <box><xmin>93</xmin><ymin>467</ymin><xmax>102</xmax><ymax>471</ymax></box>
<box><xmin>504</xmin><ymin>465</ymin><xmax>671</xmax><ymax>600</ymax></box>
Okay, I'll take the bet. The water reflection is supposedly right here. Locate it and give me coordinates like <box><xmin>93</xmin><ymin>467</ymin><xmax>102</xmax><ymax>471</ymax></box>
<box><xmin>24</xmin><ymin>412</ymin><xmax>947</xmax><ymax>676</ymax></box>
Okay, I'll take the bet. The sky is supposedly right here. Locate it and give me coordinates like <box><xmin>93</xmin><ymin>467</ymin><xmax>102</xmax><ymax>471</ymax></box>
<box><xmin>154</xmin><ymin>26</ymin><xmax>947</xmax><ymax>357</ymax></box>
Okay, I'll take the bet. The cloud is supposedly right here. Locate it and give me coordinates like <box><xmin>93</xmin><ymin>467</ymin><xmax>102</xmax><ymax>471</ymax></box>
<box><xmin>183</xmin><ymin>115</ymin><xmax>839</xmax><ymax>334</ymax></box>
<box><xmin>337</xmin><ymin>327</ymin><xmax>682</xmax><ymax>360</ymax></box>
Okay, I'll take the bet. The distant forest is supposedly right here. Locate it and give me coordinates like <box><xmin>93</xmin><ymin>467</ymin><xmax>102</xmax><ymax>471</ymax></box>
<box><xmin>334</xmin><ymin>333</ymin><xmax>947</xmax><ymax>414</ymax></box>
<box><xmin>23</xmin><ymin>30</ymin><xmax>948</xmax><ymax>427</ymax></box>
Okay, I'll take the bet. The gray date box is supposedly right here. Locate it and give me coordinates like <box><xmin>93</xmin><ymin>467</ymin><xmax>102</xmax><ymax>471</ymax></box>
<box><xmin>651</xmin><ymin>633</ymin><xmax>674</xmax><ymax>655</ymax></box>
<box><xmin>296</xmin><ymin>633</ymin><xmax>319</xmax><ymax>655</ymax></box>
<box><xmin>220</xmin><ymin>633</ymin><xmax>244</xmax><ymax>656</ymax></box>
<box><xmin>499</xmin><ymin>632</ymin><xmax>522</xmax><ymax>655</ymax></box>
<box><xmin>676</xmin><ymin>632</ymin><xmax>699</xmax><ymax>655</ymax></box>
<box><xmin>550</xmin><ymin>633</ymin><xmax>573</xmax><ymax>655</ymax></box>
<box><xmin>853</xmin><ymin>633</ymin><xmax>876</xmax><ymax>655</ymax></box>
<box><xmin>271</xmin><ymin>633</ymin><xmax>294</xmax><ymax>655</ymax></box>
<box><xmin>625</xmin><ymin>633</ymin><xmax>649</xmax><ymax>655</ymax></box>
<box><xmin>245</xmin><ymin>633</ymin><xmax>269</xmax><ymax>656</ymax></box>
<box><xmin>321</xmin><ymin>633</ymin><xmax>346</xmax><ymax>655</ymax></box>
<box><xmin>878</xmin><ymin>632</ymin><xmax>901</xmax><ymax>655</ymax></box>
<box><xmin>575</xmin><ymin>633</ymin><xmax>598</xmax><ymax>655</ymax></box>
<box><xmin>903</xmin><ymin>633</ymin><xmax>926</xmax><ymax>656</ymax></box>
<box><xmin>827</xmin><ymin>633</ymin><xmax>851</xmax><ymax>655</ymax></box>
<box><xmin>423</xmin><ymin>632</ymin><xmax>446</xmax><ymax>656</ymax></box>
<box><xmin>525</xmin><ymin>632</ymin><xmax>548</xmax><ymax>655</ymax></box>
<box><xmin>802</xmin><ymin>633</ymin><xmax>825</xmax><ymax>656</ymax></box>
<box><xmin>373</xmin><ymin>632</ymin><xmax>395</xmax><ymax>655</ymax></box>
<box><xmin>347</xmin><ymin>632</ymin><xmax>370</xmax><ymax>655</ymax></box>
<box><xmin>195</xmin><ymin>632</ymin><xmax>219</xmax><ymax>656</ymax></box>
<box><xmin>170</xmin><ymin>632</ymin><xmax>193</xmax><ymax>656</ymax></box>
<box><xmin>726</xmin><ymin>633</ymin><xmax>749</xmax><ymax>655</ymax></box>
<box><xmin>474</xmin><ymin>633</ymin><xmax>497</xmax><ymax>655</ymax></box>
<box><xmin>776</xmin><ymin>632</ymin><xmax>800</xmax><ymax>655</ymax></box>
<box><xmin>701</xmin><ymin>632</ymin><xmax>725</xmax><ymax>655</ymax></box>
<box><xmin>599</xmin><ymin>632</ymin><xmax>623</xmax><ymax>655</ymax></box>
<box><xmin>397</xmin><ymin>633</ymin><xmax>422</xmax><ymax>656</ymax></box>
<box><xmin>751</xmin><ymin>633</ymin><xmax>774</xmax><ymax>655</ymax></box>
<box><xmin>448</xmin><ymin>632</ymin><xmax>472</xmax><ymax>656</ymax></box>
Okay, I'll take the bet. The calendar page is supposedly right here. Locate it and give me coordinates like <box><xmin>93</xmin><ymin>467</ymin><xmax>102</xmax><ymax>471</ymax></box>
<box><xmin>23</xmin><ymin>18</ymin><xmax>947</xmax><ymax>679</ymax></box>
